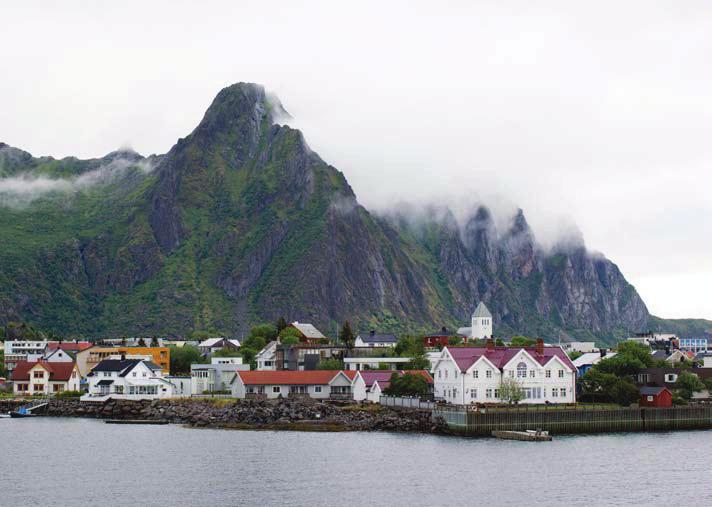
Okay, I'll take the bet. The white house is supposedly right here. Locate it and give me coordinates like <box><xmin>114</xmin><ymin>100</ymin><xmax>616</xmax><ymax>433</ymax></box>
<box><xmin>457</xmin><ymin>302</ymin><xmax>493</xmax><ymax>341</ymax></box>
<box><xmin>230</xmin><ymin>370</ymin><xmax>356</xmax><ymax>400</ymax></box>
<box><xmin>353</xmin><ymin>331</ymin><xmax>398</xmax><ymax>348</ymax></box>
<box><xmin>198</xmin><ymin>338</ymin><xmax>241</xmax><ymax>356</ymax></box>
<box><xmin>166</xmin><ymin>376</ymin><xmax>192</xmax><ymax>396</ymax></box>
<box><xmin>255</xmin><ymin>341</ymin><xmax>278</xmax><ymax>370</ymax></box>
<box><xmin>11</xmin><ymin>360</ymin><xmax>81</xmax><ymax>395</ymax></box>
<box><xmin>351</xmin><ymin>370</ymin><xmax>433</xmax><ymax>402</ymax></box>
<box><xmin>433</xmin><ymin>339</ymin><xmax>576</xmax><ymax>405</ymax></box>
<box><xmin>191</xmin><ymin>357</ymin><xmax>249</xmax><ymax>394</ymax></box>
<box><xmin>343</xmin><ymin>357</ymin><xmax>412</xmax><ymax>371</ymax></box>
<box><xmin>81</xmin><ymin>358</ymin><xmax>176</xmax><ymax>401</ymax></box>
<box><xmin>560</xmin><ymin>341</ymin><xmax>597</xmax><ymax>354</ymax></box>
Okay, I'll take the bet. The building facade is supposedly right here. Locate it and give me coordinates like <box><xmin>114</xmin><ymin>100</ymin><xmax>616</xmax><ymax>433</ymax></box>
<box><xmin>75</xmin><ymin>346</ymin><xmax>170</xmax><ymax>376</ymax></box>
<box><xmin>433</xmin><ymin>340</ymin><xmax>576</xmax><ymax>405</ymax></box>
<box><xmin>191</xmin><ymin>357</ymin><xmax>249</xmax><ymax>394</ymax></box>
<box><xmin>230</xmin><ymin>370</ymin><xmax>356</xmax><ymax>400</ymax></box>
<box><xmin>82</xmin><ymin>358</ymin><xmax>175</xmax><ymax>401</ymax></box>
<box><xmin>11</xmin><ymin>361</ymin><xmax>81</xmax><ymax>395</ymax></box>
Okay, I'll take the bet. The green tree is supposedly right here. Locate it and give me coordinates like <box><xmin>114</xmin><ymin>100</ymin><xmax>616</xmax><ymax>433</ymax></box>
<box><xmin>674</xmin><ymin>371</ymin><xmax>705</xmax><ymax>401</ymax></box>
<box><xmin>189</xmin><ymin>330</ymin><xmax>211</xmax><ymax>341</ymax></box>
<box><xmin>150</xmin><ymin>336</ymin><xmax>159</xmax><ymax>347</ymax></box>
<box><xmin>495</xmin><ymin>338</ymin><xmax>505</xmax><ymax>346</ymax></box>
<box><xmin>250</xmin><ymin>324</ymin><xmax>278</xmax><ymax>342</ymax></box>
<box><xmin>0</xmin><ymin>350</ymin><xmax>5</xmax><ymax>377</ymax></box>
<box><xmin>499</xmin><ymin>378</ymin><xmax>525</xmax><ymax>404</ymax></box>
<box><xmin>169</xmin><ymin>345</ymin><xmax>204</xmax><ymax>375</ymax></box>
<box><xmin>580</xmin><ymin>369</ymin><xmax>639</xmax><ymax>405</ymax></box>
<box><xmin>384</xmin><ymin>373</ymin><xmax>430</xmax><ymax>397</ymax></box>
<box><xmin>316</xmin><ymin>358</ymin><xmax>344</xmax><ymax>370</ymax></box>
<box><xmin>280</xmin><ymin>335</ymin><xmax>299</xmax><ymax>345</ymax></box>
<box><xmin>447</xmin><ymin>335</ymin><xmax>463</xmax><ymax>346</ymax></box>
<box><xmin>405</xmin><ymin>354</ymin><xmax>431</xmax><ymax>370</ymax></box>
<box><xmin>212</xmin><ymin>347</ymin><xmax>242</xmax><ymax>358</ymax></box>
<box><xmin>509</xmin><ymin>336</ymin><xmax>536</xmax><ymax>347</ymax></box>
<box><xmin>278</xmin><ymin>326</ymin><xmax>302</xmax><ymax>342</ymax></box>
<box><xmin>568</xmin><ymin>351</ymin><xmax>583</xmax><ymax>361</ymax></box>
<box><xmin>276</xmin><ymin>317</ymin><xmax>288</xmax><ymax>333</ymax></box>
<box><xmin>339</xmin><ymin>321</ymin><xmax>355</xmax><ymax>349</ymax></box>
<box><xmin>395</xmin><ymin>335</ymin><xmax>424</xmax><ymax>356</ymax></box>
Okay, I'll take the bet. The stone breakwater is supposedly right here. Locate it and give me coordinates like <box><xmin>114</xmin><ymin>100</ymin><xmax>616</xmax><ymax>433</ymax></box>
<box><xmin>2</xmin><ymin>398</ymin><xmax>448</xmax><ymax>434</ymax></box>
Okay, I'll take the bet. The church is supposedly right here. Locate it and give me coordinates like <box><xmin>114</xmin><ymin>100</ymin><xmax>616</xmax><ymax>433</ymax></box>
<box><xmin>457</xmin><ymin>302</ymin><xmax>493</xmax><ymax>340</ymax></box>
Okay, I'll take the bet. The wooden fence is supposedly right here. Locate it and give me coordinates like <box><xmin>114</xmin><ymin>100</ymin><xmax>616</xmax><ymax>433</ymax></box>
<box><xmin>433</xmin><ymin>405</ymin><xmax>712</xmax><ymax>436</ymax></box>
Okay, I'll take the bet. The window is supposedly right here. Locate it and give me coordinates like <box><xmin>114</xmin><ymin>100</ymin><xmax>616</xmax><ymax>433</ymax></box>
<box><xmin>473</xmin><ymin>370</ymin><xmax>479</xmax><ymax>379</ymax></box>
<box><xmin>558</xmin><ymin>370</ymin><xmax>564</xmax><ymax>378</ymax></box>
<box><xmin>454</xmin><ymin>370</ymin><xmax>458</xmax><ymax>379</ymax></box>
<box><xmin>486</xmin><ymin>370</ymin><xmax>492</xmax><ymax>379</ymax></box>
<box><xmin>561</xmin><ymin>388</ymin><xmax>567</xmax><ymax>397</ymax></box>
<box><xmin>470</xmin><ymin>389</ymin><xmax>477</xmax><ymax>399</ymax></box>
<box><xmin>494</xmin><ymin>389</ymin><xmax>500</xmax><ymax>399</ymax></box>
<box><xmin>530</xmin><ymin>370</ymin><xmax>535</xmax><ymax>378</ymax></box>
<box><xmin>33</xmin><ymin>371</ymin><xmax>44</xmax><ymax>379</ymax></box>
<box><xmin>545</xmin><ymin>370</ymin><xmax>551</xmax><ymax>378</ymax></box>
<box><xmin>438</xmin><ymin>370</ymin><xmax>441</xmax><ymax>379</ymax></box>
<box><xmin>315</xmin><ymin>386</ymin><xmax>322</xmax><ymax>393</ymax></box>
<box><xmin>445</xmin><ymin>370</ymin><xmax>448</xmax><ymax>379</ymax></box>
<box><xmin>665</xmin><ymin>374</ymin><xmax>678</xmax><ymax>383</ymax></box>
<box><xmin>517</xmin><ymin>362</ymin><xmax>527</xmax><ymax>378</ymax></box>
<box><xmin>272</xmin><ymin>386</ymin><xmax>281</xmax><ymax>393</ymax></box>
<box><xmin>142</xmin><ymin>372</ymin><xmax>147</xmax><ymax>377</ymax></box>
<box><xmin>486</xmin><ymin>388</ymin><xmax>492</xmax><ymax>399</ymax></box>
<box><xmin>509</xmin><ymin>371</ymin><xmax>514</xmax><ymax>378</ymax></box>
<box><xmin>552</xmin><ymin>388</ymin><xmax>558</xmax><ymax>397</ymax></box>
<box><xmin>33</xmin><ymin>384</ymin><xmax>44</xmax><ymax>391</ymax></box>
<box><xmin>132</xmin><ymin>372</ymin><xmax>137</xmax><ymax>377</ymax></box>
<box><xmin>647</xmin><ymin>395</ymin><xmax>654</xmax><ymax>402</ymax></box>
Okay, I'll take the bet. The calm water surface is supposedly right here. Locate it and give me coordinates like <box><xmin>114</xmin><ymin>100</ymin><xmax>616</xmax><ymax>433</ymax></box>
<box><xmin>1</xmin><ymin>418</ymin><xmax>711</xmax><ymax>506</ymax></box>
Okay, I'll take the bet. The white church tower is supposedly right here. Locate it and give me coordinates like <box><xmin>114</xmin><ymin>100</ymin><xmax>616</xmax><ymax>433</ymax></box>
<box><xmin>471</xmin><ymin>302</ymin><xmax>493</xmax><ymax>340</ymax></box>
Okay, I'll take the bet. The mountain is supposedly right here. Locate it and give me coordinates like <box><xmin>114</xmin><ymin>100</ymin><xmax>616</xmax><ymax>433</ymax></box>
<box><xmin>0</xmin><ymin>83</ymin><xmax>707</xmax><ymax>344</ymax></box>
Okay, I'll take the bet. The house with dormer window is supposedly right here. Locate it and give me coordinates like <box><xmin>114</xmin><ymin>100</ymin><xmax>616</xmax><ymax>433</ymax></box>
<box><xmin>432</xmin><ymin>338</ymin><xmax>576</xmax><ymax>404</ymax></box>
<box><xmin>11</xmin><ymin>360</ymin><xmax>81</xmax><ymax>395</ymax></box>
<box><xmin>81</xmin><ymin>357</ymin><xmax>176</xmax><ymax>401</ymax></box>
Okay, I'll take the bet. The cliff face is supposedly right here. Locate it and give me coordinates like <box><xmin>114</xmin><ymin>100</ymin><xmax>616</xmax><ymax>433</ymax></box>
<box><xmin>0</xmin><ymin>83</ymin><xmax>655</xmax><ymax>342</ymax></box>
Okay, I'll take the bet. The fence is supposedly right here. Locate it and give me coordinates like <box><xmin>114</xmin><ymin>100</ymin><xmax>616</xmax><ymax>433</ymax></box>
<box><xmin>380</xmin><ymin>396</ymin><xmax>435</xmax><ymax>410</ymax></box>
<box><xmin>433</xmin><ymin>405</ymin><xmax>712</xmax><ymax>436</ymax></box>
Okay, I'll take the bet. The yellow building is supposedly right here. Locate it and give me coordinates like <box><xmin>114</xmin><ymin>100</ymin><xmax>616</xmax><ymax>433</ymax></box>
<box><xmin>75</xmin><ymin>346</ymin><xmax>170</xmax><ymax>377</ymax></box>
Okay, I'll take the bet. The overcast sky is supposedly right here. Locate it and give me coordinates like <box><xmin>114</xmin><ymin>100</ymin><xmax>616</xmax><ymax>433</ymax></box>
<box><xmin>1</xmin><ymin>1</ymin><xmax>711</xmax><ymax>320</ymax></box>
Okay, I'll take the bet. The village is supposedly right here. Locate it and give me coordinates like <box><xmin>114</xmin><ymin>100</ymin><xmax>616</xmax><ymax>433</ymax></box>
<box><xmin>2</xmin><ymin>302</ymin><xmax>711</xmax><ymax>422</ymax></box>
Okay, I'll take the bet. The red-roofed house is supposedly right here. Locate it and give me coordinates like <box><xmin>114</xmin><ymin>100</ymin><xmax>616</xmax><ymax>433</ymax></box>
<box><xmin>433</xmin><ymin>339</ymin><xmax>576</xmax><ymax>405</ymax></box>
<box><xmin>230</xmin><ymin>370</ymin><xmax>357</xmax><ymax>400</ymax></box>
<box><xmin>352</xmin><ymin>370</ymin><xmax>433</xmax><ymax>402</ymax></box>
<box><xmin>11</xmin><ymin>361</ymin><xmax>81</xmax><ymax>396</ymax></box>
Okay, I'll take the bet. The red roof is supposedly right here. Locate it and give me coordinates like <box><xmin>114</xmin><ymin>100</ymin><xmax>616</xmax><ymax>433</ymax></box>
<box><xmin>445</xmin><ymin>346</ymin><xmax>576</xmax><ymax>372</ymax></box>
<box><xmin>11</xmin><ymin>361</ymin><xmax>77</xmax><ymax>382</ymax></box>
<box><xmin>236</xmin><ymin>370</ymin><xmax>356</xmax><ymax>386</ymax></box>
<box><xmin>357</xmin><ymin>370</ymin><xmax>433</xmax><ymax>387</ymax></box>
<box><xmin>46</xmin><ymin>342</ymin><xmax>92</xmax><ymax>352</ymax></box>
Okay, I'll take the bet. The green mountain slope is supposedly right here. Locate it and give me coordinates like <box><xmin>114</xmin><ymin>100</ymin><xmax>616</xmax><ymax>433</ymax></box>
<box><xmin>0</xmin><ymin>82</ymin><xmax>704</xmax><ymax>343</ymax></box>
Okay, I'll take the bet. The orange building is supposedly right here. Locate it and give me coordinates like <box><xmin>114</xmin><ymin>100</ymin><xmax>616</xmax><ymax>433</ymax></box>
<box><xmin>75</xmin><ymin>346</ymin><xmax>170</xmax><ymax>376</ymax></box>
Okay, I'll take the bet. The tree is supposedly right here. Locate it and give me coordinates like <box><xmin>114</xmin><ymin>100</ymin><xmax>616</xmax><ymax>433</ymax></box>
<box><xmin>278</xmin><ymin>326</ymin><xmax>302</xmax><ymax>342</ymax></box>
<box><xmin>276</xmin><ymin>317</ymin><xmax>288</xmax><ymax>333</ymax></box>
<box><xmin>675</xmin><ymin>371</ymin><xmax>705</xmax><ymax>401</ymax></box>
<box><xmin>405</xmin><ymin>354</ymin><xmax>431</xmax><ymax>370</ymax></box>
<box><xmin>580</xmin><ymin>369</ymin><xmax>639</xmax><ymax>405</ymax></box>
<box><xmin>137</xmin><ymin>338</ymin><xmax>147</xmax><ymax>347</ymax></box>
<box><xmin>0</xmin><ymin>350</ymin><xmax>5</xmax><ymax>377</ymax></box>
<box><xmin>447</xmin><ymin>335</ymin><xmax>463</xmax><ymax>346</ymax></box>
<box><xmin>212</xmin><ymin>347</ymin><xmax>242</xmax><ymax>358</ymax></box>
<box><xmin>169</xmin><ymin>345</ymin><xmax>204</xmax><ymax>375</ymax></box>
<box><xmin>395</xmin><ymin>335</ymin><xmax>424</xmax><ymax>357</ymax></box>
<box><xmin>384</xmin><ymin>373</ymin><xmax>430</xmax><ymax>397</ymax></box>
<box><xmin>280</xmin><ymin>335</ymin><xmax>299</xmax><ymax>345</ymax></box>
<box><xmin>250</xmin><ymin>324</ymin><xmax>278</xmax><ymax>342</ymax></box>
<box><xmin>339</xmin><ymin>321</ymin><xmax>355</xmax><ymax>349</ymax></box>
<box><xmin>316</xmin><ymin>358</ymin><xmax>344</xmax><ymax>370</ymax></box>
<box><xmin>495</xmin><ymin>338</ymin><xmax>505</xmax><ymax>346</ymax></box>
<box><xmin>509</xmin><ymin>336</ymin><xmax>536</xmax><ymax>347</ymax></box>
<box><xmin>150</xmin><ymin>336</ymin><xmax>159</xmax><ymax>347</ymax></box>
<box><xmin>499</xmin><ymin>378</ymin><xmax>525</xmax><ymax>404</ymax></box>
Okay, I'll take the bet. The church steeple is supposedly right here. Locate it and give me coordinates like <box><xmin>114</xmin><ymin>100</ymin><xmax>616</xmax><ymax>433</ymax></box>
<box><xmin>471</xmin><ymin>302</ymin><xmax>493</xmax><ymax>339</ymax></box>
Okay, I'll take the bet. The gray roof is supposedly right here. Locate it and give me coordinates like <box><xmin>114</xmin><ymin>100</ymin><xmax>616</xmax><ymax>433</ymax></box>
<box><xmin>640</xmin><ymin>386</ymin><xmax>667</xmax><ymax>396</ymax></box>
<box><xmin>651</xmin><ymin>350</ymin><xmax>669</xmax><ymax>360</ymax></box>
<box><xmin>356</xmin><ymin>332</ymin><xmax>397</xmax><ymax>344</ymax></box>
<box><xmin>472</xmin><ymin>302</ymin><xmax>492</xmax><ymax>319</ymax></box>
<box><xmin>291</xmin><ymin>322</ymin><xmax>326</xmax><ymax>339</ymax></box>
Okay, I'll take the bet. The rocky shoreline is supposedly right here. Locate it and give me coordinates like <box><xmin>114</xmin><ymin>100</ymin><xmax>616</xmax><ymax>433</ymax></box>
<box><xmin>0</xmin><ymin>398</ymin><xmax>448</xmax><ymax>434</ymax></box>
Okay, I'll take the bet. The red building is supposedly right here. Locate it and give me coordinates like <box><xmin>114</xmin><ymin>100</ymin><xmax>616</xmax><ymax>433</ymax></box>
<box><xmin>639</xmin><ymin>386</ymin><xmax>673</xmax><ymax>407</ymax></box>
<box><xmin>424</xmin><ymin>327</ymin><xmax>463</xmax><ymax>348</ymax></box>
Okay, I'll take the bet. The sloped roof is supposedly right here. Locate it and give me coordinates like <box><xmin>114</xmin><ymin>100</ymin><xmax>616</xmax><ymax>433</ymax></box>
<box><xmin>11</xmin><ymin>361</ymin><xmax>77</xmax><ymax>382</ymax></box>
<box><xmin>572</xmin><ymin>352</ymin><xmax>617</xmax><ymax>368</ymax></box>
<box><xmin>199</xmin><ymin>338</ymin><xmax>225</xmax><ymax>347</ymax></box>
<box><xmin>640</xmin><ymin>386</ymin><xmax>669</xmax><ymax>396</ymax></box>
<box><xmin>89</xmin><ymin>359</ymin><xmax>142</xmax><ymax>376</ymax></box>
<box><xmin>356</xmin><ymin>332</ymin><xmax>397</xmax><ymax>344</ymax></box>
<box><xmin>472</xmin><ymin>302</ymin><xmax>492</xmax><ymax>319</ymax></box>
<box><xmin>46</xmin><ymin>342</ymin><xmax>92</xmax><ymax>352</ymax></box>
<box><xmin>358</xmin><ymin>370</ymin><xmax>433</xmax><ymax>387</ymax></box>
<box><xmin>291</xmin><ymin>322</ymin><xmax>326</xmax><ymax>340</ymax></box>
<box><xmin>446</xmin><ymin>346</ymin><xmax>576</xmax><ymax>372</ymax></box>
<box><xmin>236</xmin><ymin>370</ymin><xmax>354</xmax><ymax>386</ymax></box>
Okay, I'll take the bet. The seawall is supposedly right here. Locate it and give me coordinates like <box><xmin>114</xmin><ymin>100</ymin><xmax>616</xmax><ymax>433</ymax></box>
<box><xmin>434</xmin><ymin>405</ymin><xmax>712</xmax><ymax>435</ymax></box>
<box><xmin>1</xmin><ymin>398</ymin><xmax>446</xmax><ymax>433</ymax></box>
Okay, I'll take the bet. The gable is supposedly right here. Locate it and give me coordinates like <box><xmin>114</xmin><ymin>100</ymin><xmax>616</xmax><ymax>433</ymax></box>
<box><xmin>502</xmin><ymin>350</ymin><xmax>540</xmax><ymax>371</ymax></box>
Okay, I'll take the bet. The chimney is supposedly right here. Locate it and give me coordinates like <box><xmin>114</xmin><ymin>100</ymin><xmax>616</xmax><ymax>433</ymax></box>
<box><xmin>486</xmin><ymin>339</ymin><xmax>495</xmax><ymax>352</ymax></box>
<box><xmin>536</xmin><ymin>338</ymin><xmax>544</xmax><ymax>356</ymax></box>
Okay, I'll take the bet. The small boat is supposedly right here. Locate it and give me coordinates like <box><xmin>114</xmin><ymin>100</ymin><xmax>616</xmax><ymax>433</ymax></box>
<box><xmin>105</xmin><ymin>419</ymin><xmax>169</xmax><ymax>425</ymax></box>
<box><xmin>0</xmin><ymin>413</ymin><xmax>11</xmax><ymax>419</ymax></box>
<box><xmin>10</xmin><ymin>408</ymin><xmax>38</xmax><ymax>418</ymax></box>
<box><xmin>492</xmin><ymin>430</ymin><xmax>552</xmax><ymax>441</ymax></box>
